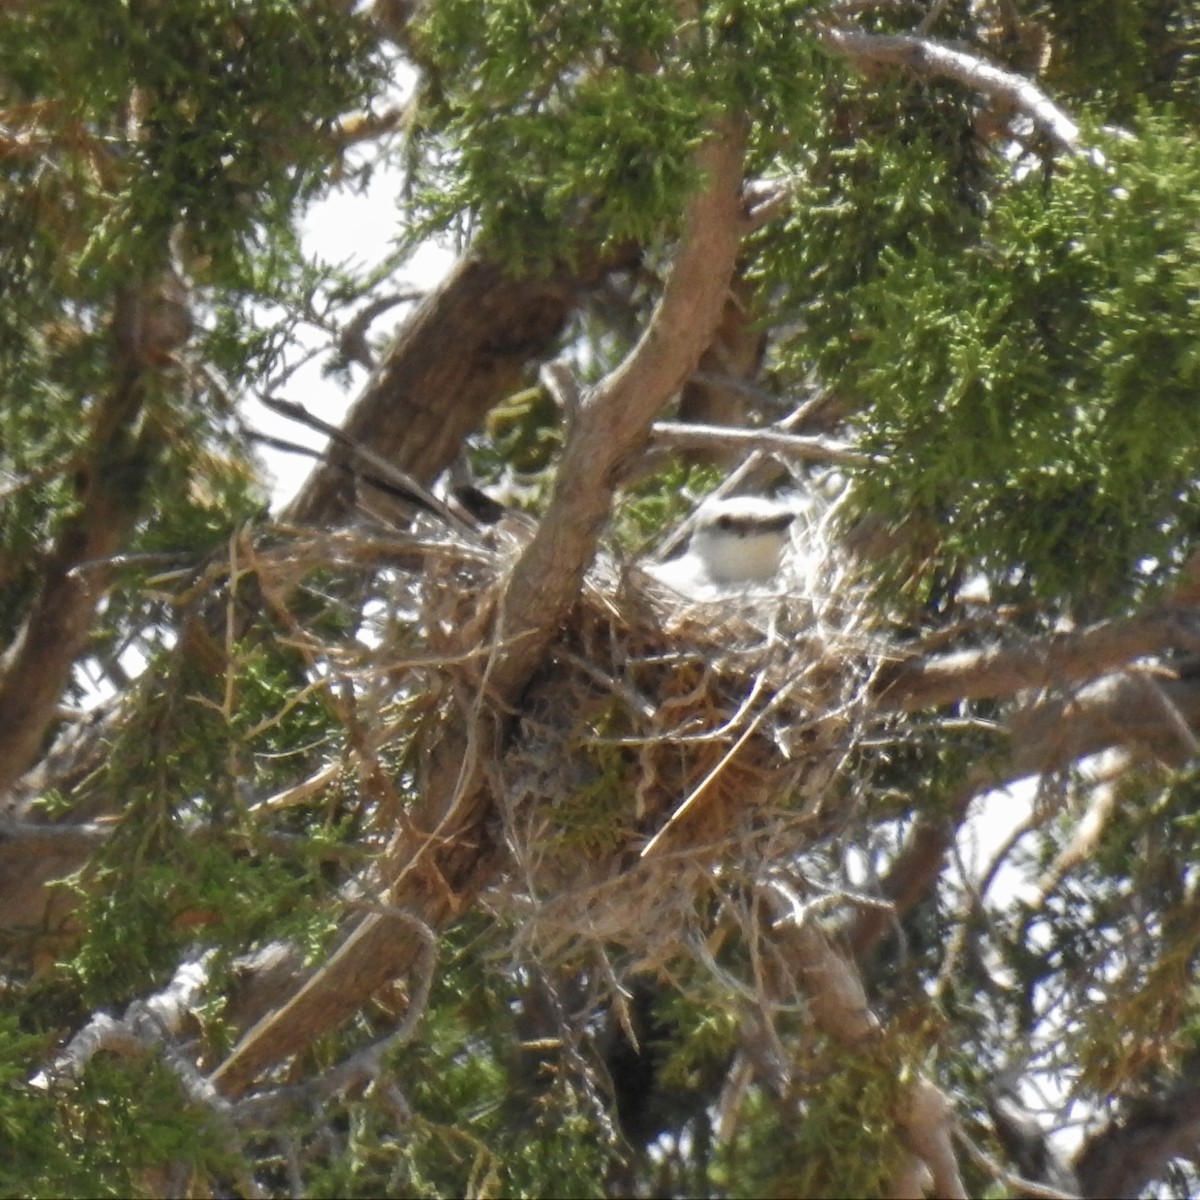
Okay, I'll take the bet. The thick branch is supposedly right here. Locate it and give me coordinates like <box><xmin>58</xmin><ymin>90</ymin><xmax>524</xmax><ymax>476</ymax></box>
<box><xmin>852</xmin><ymin>645</ymin><xmax>1200</xmax><ymax>960</ymax></box>
<box><xmin>485</xmin><ymin>117</ymin><xmax>749</xmax><ymax>699</ymax></box>
<box><xmin>212</xmin><ymin>119</ymin><xmax>750</xmax><ymax>1096</ymax></box>
<box><xmin>1075</xmin><ymin>1081</ymin><xmax>1200</xmax><ymax>1199</ymax></box>
<box><xmin>844</xmin><ymin>781</ymin><xmax>979</xmax><ymax>960</ymax></box>
<box><xmin>0</xmin><ymin>289</ymin><xmax>163</xmax><ymax>794</ymax></box>
<box><xmin>211</xmin><ymin>721</ymin><xmax>493</xmax><ymax>1097</ymax></box>
<box><xmin>877</xmin><ymin>610</ymin><xmax>1200</xmax><ymax>713</ymax></box>
<box><xmin>285</xmin><ymin>248</ymin><xmax>634</xmax><ymax>525</ymax></box>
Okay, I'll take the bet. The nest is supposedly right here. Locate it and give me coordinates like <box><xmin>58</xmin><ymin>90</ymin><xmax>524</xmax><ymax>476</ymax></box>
<box><xmin>243</xmin><ymin>502</ymin><xmax>890</xmax><ymax>976</ymax></box>
<box><xmin>418</xmin><ymin>506</ymin><xmax>888</xmax><ymax>970</ymax></box>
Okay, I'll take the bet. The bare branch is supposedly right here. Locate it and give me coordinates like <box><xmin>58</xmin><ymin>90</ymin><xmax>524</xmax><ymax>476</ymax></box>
<box><xmin>877</xmin><ymin>610</ymin><xmax>1200</xmax><ymax>712</ymax></box>
<box><xmin>914</xmin><ymin>0</ymin><xmax>953</xmax><ymax>36</ymax></box>
<box><xmin>768</xmin><ymin>885</ymin><xmax>967</xmax><ymax>1198</ymax></box>
<box><xmin>0</xmin><ymin>818</ymin><xmax>111</xmax><ymax>854</ymax></box>
<box><xmin>486</xmin><ymin>116</ymin><xmax>750</xmax><ymax>699</ymax></box>
<box><xmin>335</xmin><ymin>289</ymin><xmax>422</xmax><ymax>369</ymax></box>
<box><xmin>260</xmin><ymin>393</ymin><xmax>480</xmax><ymax>539</ymax></box>
<box><xmin>35</xmin><ymin>957</ymin><xmax>217</xmax><ymax>1096</ymax></box>
<box><xmin>1009</xmin><ymin>670</ymin><xmax>1200</xmax><ymax>779</ymax></box>
<box><xmin>651</xmin><ymin>419</ymin><xmax>873</xmax><ymax>466</ymax></box>
<box><xmin>1075</xmin><ymin>1082</ymin><xmax>1200</xmax><ymax>1199</ymax></box>
<box><xmin>329</xmin><ymin>100</ymin><xmax>414</xmax><ymax>152</ymax></box>
<box><xmin>229</xmin><ymin>908</ymin><xmax>436</xmax><ymax>1129</ymax></box>
<box><xmin>848</xmin><ymin>662</ymin><xmax>1200</xmax><ymax>962</ymax></box>
<box><xmin>957</xmin><ymin>1120</ymin><xmax>1081</xmax><ymax>1200</ymax></box>
<box><xmin>817</xmin><ymin>27</ymin><xmax>1082</xmax><ymax>153</ymax></box>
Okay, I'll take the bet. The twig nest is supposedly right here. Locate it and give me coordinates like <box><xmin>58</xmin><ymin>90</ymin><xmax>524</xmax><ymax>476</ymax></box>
<box><xmin>465</xmin><ymin>525</ymin><xmax>886</xmax><ymax>960</ymax></box>
<box><xmin>246</xmin><ymin>509</ymin><xmax>886</xmax><ymax>965</ymax></box>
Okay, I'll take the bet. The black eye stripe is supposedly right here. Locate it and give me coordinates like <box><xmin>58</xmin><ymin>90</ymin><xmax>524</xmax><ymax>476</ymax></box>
<box><xmin>706</xmin><ymin>513</ymin><xmax>793</xmax><ymax>536</ymax></box>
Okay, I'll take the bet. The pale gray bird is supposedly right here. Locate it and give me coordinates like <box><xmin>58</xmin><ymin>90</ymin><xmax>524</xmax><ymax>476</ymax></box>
<box><xmin>644</xmin><ymin>496</ymin><xmax>796</xmax><ymax>600</ymax></box>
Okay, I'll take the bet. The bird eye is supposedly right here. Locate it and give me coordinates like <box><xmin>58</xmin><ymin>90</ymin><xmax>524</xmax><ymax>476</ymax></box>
<box><xmin>715</xmin><ymin>515</ymin><xmax>734</xmax><ymax>531</ymax></box>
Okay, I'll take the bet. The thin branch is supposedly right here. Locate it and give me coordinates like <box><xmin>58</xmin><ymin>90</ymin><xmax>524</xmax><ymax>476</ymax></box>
<box><xmin>741</xmin><ymin>178</ymin><xmax>797</xmax><ymax>230</ymax></box>
<box><xmin>259</xmin><ymin>393</ymin><xmax>480</xmax><ymax>540</ymax></box>
<box><xmin>651</xmin><ymin>391</ymin><xmax>833</xmax><ymax>561</ymax></box>
<box><xmin>852</xmin><ymin>622</ymin><xmax>1200</xmax><ymax>963</ymax></box>
<box><xmin>914</xmin><ymin>0</ymin><xmax>953</xmax><ymax>36</ymax></box>
<box><xmin>335</xmin><ymin>289</ymin><xmax>423</xmax><ymax>370</ymax></box>
<box><xmin>651</xmin><ymin>418</ymin><xmax>873</xmax><ymax>466</ymax></box>
<box><xmin>956</xmin><ymin>1123</ymin><xmax>1081</xmax><ymax>1200</ymax></box>
<box><xmin>766</xmin><ymin>883</ymin><xmax>967</xmax><ymax>1198</ymax></box>
<box><xmin>817</xmin><ymin>27</ymin><xmax>1082</xmax><ymax>153</ymax></box>
<box><xmin>328</xmin><ymin>101</ymin><xmax>413</xmax><ymax>152</ymax></box>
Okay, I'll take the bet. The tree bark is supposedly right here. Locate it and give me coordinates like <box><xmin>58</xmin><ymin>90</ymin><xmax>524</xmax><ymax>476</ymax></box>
<box><xmin>285</xmin><ymin>248</ymin><xmax>634</xmax><ymax>525</ymax></box>
<box><xmin>212</xmin><ymin>117</ymin><xmax>751</xmax><ymax>1095</ymax></box>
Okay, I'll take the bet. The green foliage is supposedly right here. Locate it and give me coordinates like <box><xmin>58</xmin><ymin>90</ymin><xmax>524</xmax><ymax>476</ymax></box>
<box><xmin>471</xmin><ymin>384</ymin><xmax>563</xmax><ymax>493</ymax></box>
<box><xmin>719</xmin><ymin>1041</ymin><xmax>913</xmax><ymax>1199</ymax></box>
<box><xmin>0</xmin><ymin>0</ymin><xmax>376</xmax><ymax>662</ymax></box>
<box><xmin>7</xmin><ymin>0</ymin><xmax>1200</xmax><ymax>1195</ymax></box>
<box><xmin>0</xmin><ymin>0</ymin><xmax>381</xmax><ymax>278</ymax></box>
<box><xmin>411</xmin><ymin>0</ymin><xmax>825</xmax><ymax>266</ymax></box>
<box><xmin>61</xmin><ymin>632</ymin><xmax>346</xmax><ymax>1006</ymax></box>
<box><xmin>1023</xmin><ymin>767</ymin><xmax>1200</xmax><ymax>1095</ymax></box>
<box><xmin>0</xmin><ymin>1018</ymin><xmax>237</xmax><ymax>1198</ymax></box>
<box><xmin>614</xmin><ymin>459</ymin><xmax>725</xmax><ymax>553</ymax></box>
<box><xmin>1039</xmin><ymin>0</ymin><xmax>1200</xmax><ymax>123</ymax></box>
<box><xmin>770</xmin><ymin>109</ymin><xmax>1200</xmax><ymax>610</ymax></box>
<box><xmin>293</xmin><ymin>924</ymin><xmax>622</xmax><ymax>1198</ymax></box>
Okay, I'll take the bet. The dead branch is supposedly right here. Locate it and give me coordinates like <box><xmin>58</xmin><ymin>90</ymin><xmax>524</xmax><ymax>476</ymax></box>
<box><xmin>958</xmin><ymin>1119</ymin><xmax>1081</xmax><ymax>1200</ymax></box>
<box><xmin>841</xmin><ymin>758</ymin><xmax>995</xmax><ymax>954</ymax></box>
<box><xmin>1009</xmin><ymin>670</ymin><xmax>1200</xmax><ymax>778</ymax></box>
<box><xmin>817</xmin><ymin>27</ymin><xmax>1082</xmax><ymax>153</ymax></box>
<box><xmin>229</xmin><ymin>908</ymin><xmax>436</xmax><ymax>1129</ymax></box>
<box><xmin>335</xmin><ymin>289</ymin><xmax>423</xmax><ymax>370</ymax></box>
<box><xmin>650</xmin><ymin>419</ymin><xmax>873</xmax><ymax>466</ymax></box>
<box><xmin>35</xmin><ymin>956</ymin><xmax>219</xmax><ymax>1106</ymax></box>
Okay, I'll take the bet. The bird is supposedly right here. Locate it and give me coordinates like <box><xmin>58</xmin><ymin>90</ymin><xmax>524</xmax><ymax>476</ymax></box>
<box><xmin>643</xmin><ymin>495</ymin><xmax>797</xmax><ymax>600</ymax></box>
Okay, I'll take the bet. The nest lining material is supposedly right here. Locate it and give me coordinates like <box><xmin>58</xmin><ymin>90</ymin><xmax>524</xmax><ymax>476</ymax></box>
<box><xmin>248</xmin><ymin>507</ymin><xmax>888</xmax><ymax>967</ymax></box>
<box><xmin>431</xmin><ymin>508</ymin><xmax>884</xmax><ymax>961</ymax></box>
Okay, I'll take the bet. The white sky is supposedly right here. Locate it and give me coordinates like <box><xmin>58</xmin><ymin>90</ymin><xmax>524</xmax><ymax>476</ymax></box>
<box><xmin>253</xmin><ymin>159</ymin><xmax>454</xmax><ymax>509</ymax></box>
